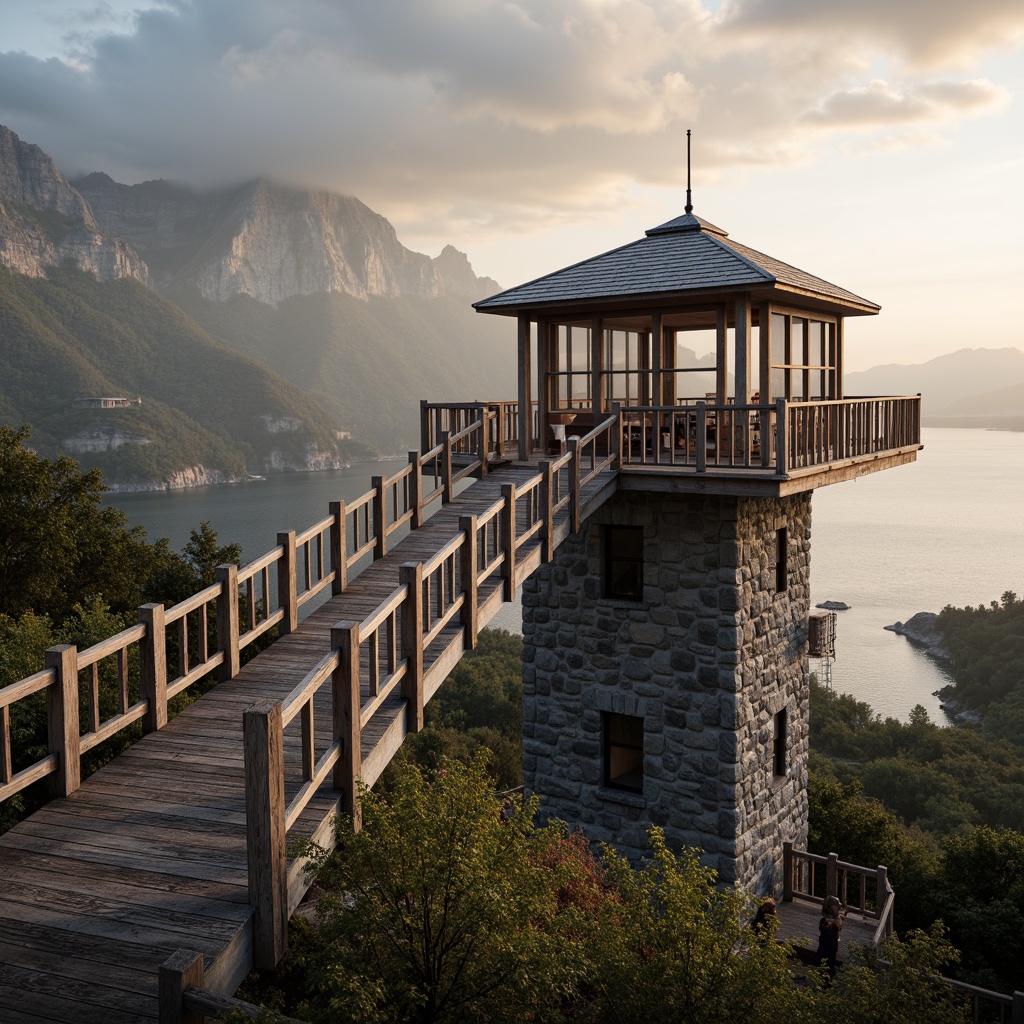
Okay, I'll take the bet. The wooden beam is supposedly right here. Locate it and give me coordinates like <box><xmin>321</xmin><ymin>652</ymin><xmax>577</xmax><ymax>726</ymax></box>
<box><xmin>537</xmin><ymin>320</ymin><xmax>550</xmax><ymax>448</ymax></box>
<box><xmin>835</xmin><ymin>317</ymin><xmax>845</xmax><ymax>399</ymax></box>
<box><xmin>159</xmin><ymin>949</ymin><xmax>205</xmax><ymax>1024</ymax></box>
<box><xmin>591</xmin><ymin>315</ymin><xmax>604</xmax><ymax>417</ymax></box>
<box><xmin>276</xmin><ymin>532</ymin><xmax>298</xmax><ymax>635</ymax></box>
<box><xmin>215</xmin><ymin>564</ymin><xmax>240</xmax><ymax>681</ymax></box>
<box><xmin>715</xmin><ymin>304</ymin><xmax>728</xmax><ymax>405</ymax></box>
<box><xmin>734</xmin><ymin>295</ymin><xmax>751</xmax><ymax>405</ymax></box>
<box><xmin>45</xmin><ymin>644</ymin><xmax>80</xmax><ymax>798</ymax></box>
<box><xmin>517</xmin><ymin>315</ymin><xmax>532</xmax><ymax>460</ymax></box>
<box><xmin>138</xmin><ymin>603</ymin><xmax>167</xmax><ymax>734</ymax></box>
<box><xmin>759</xmin><ymin>302</ymin><xmax>771</xmax><ymax>401</ymax></box>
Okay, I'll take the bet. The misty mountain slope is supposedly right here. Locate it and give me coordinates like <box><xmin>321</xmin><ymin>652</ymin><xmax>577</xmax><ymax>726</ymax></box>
<box><xmin>845</xmin><ymin>347</ymin><xmax>1024</xmax><ymax>415</ymax></box>
<box><xmin>936</xmin><ymin>381</ymin><xmax>1024</xmax><ymax>418</ymax></box>
<box><xmin>169</xmin><ymin>288</ymin><xmax>517</xmax><ymax>450</ymax></box>
<box><xmin>0</xmin><ymin>265</ymin><xmax>345</xmax><ymax>484</ymax></box>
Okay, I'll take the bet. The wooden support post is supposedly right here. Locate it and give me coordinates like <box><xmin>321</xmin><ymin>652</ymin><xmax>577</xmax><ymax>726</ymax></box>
<box><xmin>610</xmin><ymin>401</ymin><xmax>621</xmax><ymax>467</ymax></box>
<box><xmin>501</xmin><ymin>482</ymin><xmax>517</xmax><ymax>600</ymax></box>
<box><xmin>458</xmin><ymin>517</ymin><xmax>479</xmax><ymax>649</ymax></box>
<box><xmin>243</xmin><ymin>701</ymin><xmax>288</xmax><ymax>970</ymax></box>
<box><xmin>139</xmin><ymin>603</ymin><xmax>167</xmax><ymax>733</ymax></box>
<box><xmin>0</xmin><ymin>705</ymin><xmax>11</xmax><ymax>785</ymax></box>
<box><xmin>826</xmin><ymin>852</ymin><xmax>838</xmax><ymax>900</ymax></box>
<box><xmin>277</xmin><ymin>531</ymin><xmax>298</xmax><ymax>635</ymax></box>
<box><xmin>538</xmin><ymin>462</ymin><xmax>554</xmax><ymax>563</ymax></box>
<box><xmin>420</xmin><ymin>399</ymin><xmax>431</xmax><ymax>454</ymax></box>
<box><xmin>835</xmin><ymin>318</ymin><xmax>845</xmax><ymax>400</ymax></box>
<box><xmin>330</xmin><ymin>500</ymin><xmax>347</xmax><ymax>595</ymax></box>
<box><xmin>591</xmin><ymin>316</ymin><xmax>604</xmax><ymax>417</ymax></box>
<box><xmin>159</xmin><ymin>949</ymin><xmax>205</xmax><ymax>1024</ymax></box>
<box><xmin>696</xmin><ymin>402</ymin><xmax>707</xmax><ymax>474</ymax></box>
<box><xmin>1012</xmin><ymin>991</ymin><xmax>1024</xmax><ymax>1024</ymax></box>
<box><xmin>214</xmin><ymin>564</ymin><xmax>240</xmax><ymax>681</ymax></box>
<box><xmin>715</xmin><ymin>304</ymin><xmax>728</xmax><ymax>406</ymax></box>
<box><xmin>775</xmin><ymin>398</ymin><xmax>787</xmax><ymax>474</ymax></box>
<box><xmin>333</xmin><ymin>621</ymin><xmax>362</xmax><ymax>831</ymax></box>
<box><xmin>45</xmin><ymin>644</ymin><xmax>80</xmax><ymax>798</ymax></box>
<box><xmin>441</xmin><ymin>431</ymin><xmax>453</xmax><ymax>504</ymax></box>
<box><xmin>399</xmin><ymin>563</ymin><xmax>426</xmax><ymax>730</ymax></box>
<box><xmin>537</xmin><ymin>323</ymin><xmax>550</xmax><ymax>455</ymax></box>
<box><xmin>474</xmin><ymin>404</ymin><xmax>488</xmax><ymax>478</ymax></box>
<box><xmin>517</xmin><ymin>315</ymin><xmax>533</xmax><ymax>460</ymax></box>
<box><xmin>568</xmin><ymin>436</ymin><xmax>581</xmax><ymax>534</ymax></box>
<box><xmin>734</xmin><ymin>295</ymin><xmax>751</xmax><ymax>405</ymax></box>
<box><xmin>405</xmin><ymin>451</ymin><xmax>422</xmax><ymax>528</ymax></box>
<box><xmin>371</xmin><ymin>476</ymin><xmax>387</xmax><ymax>559</ymax></box>
<box><xmin>782</xmin><ymin>842</ymin><xmax>794</xmax><ymax>902</ymax></box>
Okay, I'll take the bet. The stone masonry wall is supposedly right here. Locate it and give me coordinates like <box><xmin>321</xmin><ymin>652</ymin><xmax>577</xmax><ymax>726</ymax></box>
<box><xmin>521</xmin><ymin>489</ymin><xmax>812</xmax><ymax>893</ymax></box>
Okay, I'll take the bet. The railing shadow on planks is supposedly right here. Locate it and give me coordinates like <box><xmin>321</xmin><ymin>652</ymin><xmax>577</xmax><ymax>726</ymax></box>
<box><xmin>0</xmin><ymin>406</ymin><xmax>621</xmax><ymax>968</ymax></box>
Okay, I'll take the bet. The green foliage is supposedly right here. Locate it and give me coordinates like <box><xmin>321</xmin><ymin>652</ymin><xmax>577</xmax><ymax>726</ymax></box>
<box><xmin>299</xmin><ymin>754</ymin><xmax>581</xmax><ymax>1024</ymax></box>
<box><xmin>398</xmin><ymin>629</ymin><xmax>524</xmax><ymax>791</ymax></box>
<box><xmin>936</xmin><ymin>592</ymin><xmax>1024</xmax><ymax>741</ymax></box>
<box><xmin>0</xmin><ymin>425</ymin><xmax>162</xmax><ymax>619</ymax></box>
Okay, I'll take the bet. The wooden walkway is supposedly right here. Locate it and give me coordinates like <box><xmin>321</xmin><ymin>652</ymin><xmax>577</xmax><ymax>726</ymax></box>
<box><xmin>0</xmin><ymin>462</ymin><xmax>617</xmax><ymax>1023</ymax></box>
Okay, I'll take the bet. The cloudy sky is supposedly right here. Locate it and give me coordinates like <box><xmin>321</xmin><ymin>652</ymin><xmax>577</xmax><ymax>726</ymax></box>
<box><xmin>1</xmin><ymin>0</ymin><xmax>1022</xmax><ymax>369</ymax></box>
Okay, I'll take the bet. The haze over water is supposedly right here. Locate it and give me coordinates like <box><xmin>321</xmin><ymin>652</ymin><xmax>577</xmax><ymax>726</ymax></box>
<box><xmin>106</xmin><ymin>428</ymin><xmax>1024</xmax><ymax>725</ymax></box>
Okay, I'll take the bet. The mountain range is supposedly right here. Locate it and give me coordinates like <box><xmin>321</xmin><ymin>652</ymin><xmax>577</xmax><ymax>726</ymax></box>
<box><xmin>0</xmin><ymin>124</ymin><xmax>513</xmax><ymax>488</ymax></box>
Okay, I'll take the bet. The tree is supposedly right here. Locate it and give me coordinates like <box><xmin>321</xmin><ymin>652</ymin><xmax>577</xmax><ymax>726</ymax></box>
<box><xmin>302</xmin><ymin>753</ymin><xmax>584</xmax><ymax>1024</ymax></box>
<box><xmin>0</xmin><ymin>425</ymin><xmax>159</xmax><ymax>619</ymax></box>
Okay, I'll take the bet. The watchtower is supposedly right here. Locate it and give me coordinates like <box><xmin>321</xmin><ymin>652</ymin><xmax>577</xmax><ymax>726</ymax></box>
<box><xmin>473</xmin><ymin>207</ymin><xmax>921</xmax><ymax>892</ymax></box>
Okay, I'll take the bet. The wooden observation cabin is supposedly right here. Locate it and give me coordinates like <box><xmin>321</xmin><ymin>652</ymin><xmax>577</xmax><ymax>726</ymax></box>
<box><xmin>428</xmin><ymin>194</ymin><xmax>924</xmax><ymax>907</ymax></box>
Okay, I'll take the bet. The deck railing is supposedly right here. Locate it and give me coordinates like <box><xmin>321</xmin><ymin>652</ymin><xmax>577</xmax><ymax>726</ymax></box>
<box><xmin>0</xmin><ymin>411</ymin><xmax>498</xmax><ymax>813</ymax></box>
<box><xmin>420</xmin><ymin>400</ymin><xmax>540</xmax><ymax>460</ymax></box>
<box><xmin>241</xmin><ymin>410</ymin><xmax>620</xmax><ymax>967</ymax></box>
<box><xmin>783</xmin><ymin>842</ymin><xmax>894</xmax><ymax>943</ymax></box>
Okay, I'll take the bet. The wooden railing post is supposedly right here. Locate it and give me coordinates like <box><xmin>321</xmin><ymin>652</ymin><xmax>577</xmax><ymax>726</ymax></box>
<box><xmin>330</xmin><ymin>499</ymin><xmax>347</xmax><ymax>595</ymax></box>
<box><xmin>537</xmin><ymin>460</ymin><xmax>554</xmax><ymax>562</ymax></box>
<box><xmin>611</xmin><ymin>402</ymin><xmax>622</xmax><ymax>467</ymax></box>
<box><xmin>371</xmin><ymin>476</ymin><xmax>387</xmax><ymax>560</ymax></box>
<box><xmin>1012</xmin><ymin>991</ymin><xmax>1024</xmax><ymax>1024</ymax></box>
<box><xmin>214</xmin><ymin>564</ymin><xmax>240</xmax><ymax>681</ymax></box>
<box><xmin>475</xmin><ymin>404</ymin><xmax>489</xmax><ymax>477</ymax></box>
<box><xmin>333</xmin><ymin>621</ymin><xmax>362</xmax><ymax>831</ymax></box>
<box><xmin>441</xmin><ymin>431</ymin><xmax>453</xmax><ymax>504</ymax></box>
<box><xmin>276</xmin><ymin>531</ymin><xmax>298</xmax><ymax>635</ymax></box>
<box><xmin>501</xmin><ymin>482</ymin><xmax>517</xmax><ymax>600</ymax></box>
<box><xmin>399</xmin><ymin>563</ymin><xmax>426</xmax><ymax>731</ymax></box>
<box><xmin>696</xmin><ymin>401</ymin><xmax>707</xmax><ymax>473</ymax></box>
<box><xmin>243</xmin><ymin>701</ymin><xmax>288</xmax><ymax>969</ymax></box>
<box><xmin>459</xmin><ymin>517</ymin><xmax>479</xmax><ymax>650</ymax></box>
<box><xmin>420</xmin><ymin>399</ymin><xmax>431</xmax><ymax>453</ymax></box>
<box><xmin>775</xmin><ymin>398</ymin><xmax>787</xmax><ymax>473</ymax></box>
<box><xmin>139</xmin><ymin>603</ymin><xmax>167</xmax><ymax>733</ymax></box>
<box><xmin>826</xmin><ymin>852</ymin><xmax>838</xmax><ymax>900</ymax></box>
<box><xmin>782</xmin><ymin>841</ymin><xmax>794</xmax><ymax>902</ymax></box>
<box><xmin>408</xmin><ymin>451</ymin><xmax>423</xmax><ymax>529</ymax></box>
<box><xmin>568</xmin><ymin>436</ymin><xmax>581</xmax><ymax>534</ymax></box>
<box><xmin>45</xmin><ymin>644</ymin><xmax>80</xmax><ymax>798</ymax></box>
<box><xmin>159</xmin><ymin>949</ymin><xmax>205</xmax><ymax>1024</ymax></box>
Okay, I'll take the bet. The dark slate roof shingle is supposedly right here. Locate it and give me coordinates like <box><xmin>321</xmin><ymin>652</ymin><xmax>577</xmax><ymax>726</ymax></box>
<box><xmin>474</xmin><ymin>212</ymin><xmax>878</xmax><ymax>312</ymax></box>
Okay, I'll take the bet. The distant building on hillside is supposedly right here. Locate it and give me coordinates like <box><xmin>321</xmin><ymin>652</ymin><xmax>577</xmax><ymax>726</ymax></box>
<box><xmin>73</xmin><ymin>396</ymin><xmax>142</xmax><ymax>409</ymax></box>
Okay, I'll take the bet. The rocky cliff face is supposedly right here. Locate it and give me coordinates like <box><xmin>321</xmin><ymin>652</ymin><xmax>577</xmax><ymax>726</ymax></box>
<box><xmin>0</xmin><ymin>126</ymin><xmax>148</xmax><ymax>283</ymax></box>
<box><xmin>74</xmin><ymin>174</ymin><xmax>499</xmax><ymax>304</ymax></box>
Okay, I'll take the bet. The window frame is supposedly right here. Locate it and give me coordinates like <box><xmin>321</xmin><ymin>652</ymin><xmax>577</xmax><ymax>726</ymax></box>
<box><xmin>603</xmin><ymin>711</ymin><xmax>644</xmax><ymax>793</ymax></box>
<box><xmin>604</xmin><ymin>525</ymin><xmax>644</xmax><ymax>601</ymax></box>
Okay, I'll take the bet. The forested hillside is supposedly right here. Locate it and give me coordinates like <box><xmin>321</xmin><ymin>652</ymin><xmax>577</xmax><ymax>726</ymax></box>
<box><xmin>0</xmin><ymin>265</ymin><xmax>344</xmax><ymax>485</ymax></box>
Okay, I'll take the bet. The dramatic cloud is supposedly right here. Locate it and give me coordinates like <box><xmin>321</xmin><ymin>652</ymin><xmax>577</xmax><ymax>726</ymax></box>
<box><xmin>0</xmin><ymin>0</ymin><xmax>1016</xmax><ymax>246</ymax></box>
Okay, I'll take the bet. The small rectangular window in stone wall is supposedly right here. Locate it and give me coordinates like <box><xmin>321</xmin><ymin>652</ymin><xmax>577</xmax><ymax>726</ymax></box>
<box><xmin>604</xmin><ymin>712</ymin><xmax>644</xmax><ymax>792</ymax></box>
<box><xmin>604</xmin><ymin>526</ymin><xmax>644</xmax><ymax>600</ymax></box>
<box><xmin>774</xmin><ymin>527</ymin><xmax>789</xmax><ymax>593</ymax></box>
<box><xmin>773</xmin><ymin>709</ymin><xmax>788</xmax><ymax>777</ymax></box>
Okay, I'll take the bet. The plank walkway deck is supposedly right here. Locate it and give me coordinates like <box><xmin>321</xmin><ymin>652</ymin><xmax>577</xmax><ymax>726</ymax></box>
<box><xmin>0</xmin><ymin>462</ymin><xmax>616</xmax><ymax>1023</ymax></box>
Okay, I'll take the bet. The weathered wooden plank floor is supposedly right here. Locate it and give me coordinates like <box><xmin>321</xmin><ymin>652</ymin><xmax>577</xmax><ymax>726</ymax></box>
<box><xmin>0</xmin><ymin>462</ymin><xmax>615</xmax><ymax>1023</ymax></box>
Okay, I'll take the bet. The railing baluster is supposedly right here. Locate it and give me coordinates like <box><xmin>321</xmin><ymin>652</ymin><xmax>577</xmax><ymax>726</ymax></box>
<box><xmin>399</xmin><ymin>563</ymin><xmax>425</xmax><ymax>733</ymax></box>
<box><xmin>215</xmin><ymin>564</ymin><xmax>240</xmax><ymax>681</ymax></box>
<box><xmin>0</xmin><ymin>706</ymin><xmax>11</xmax><ymax>784</ymax></box>
<box><xmin>300</xmin><ymin>700</ymin><xmax>314</xmax><ymax>783</ymax></box>
<box><xmin>118</xmin><ymin>647</ymin><xmax>129</xmax><ymax>715</ymax></box>
<box><xmin>277</xmin><ymin>532</ymin><xmax>298</xmax><ymax>635</ymax></box>
<box><xmin>45</xmin><ymin>644</ymin><xmax>80</xmax><ymax>798</ymax></box>
<box><xmin>334</xmin><ymin>621</ymin><xmax>362</xmax><ymax>830</ymax></box>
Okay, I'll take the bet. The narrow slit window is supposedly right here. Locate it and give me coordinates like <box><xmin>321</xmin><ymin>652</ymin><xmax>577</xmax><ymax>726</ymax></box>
<box><xmin>773</xmin><ymin>709</ymin><xmax>788</xmax><ymax>777</ymax></box>
<box><xmin>604</xmin><ymin>712</ymin><xmax>644</xmax><ymax>792</ymax></box>
<box><xmin>775</xmin><ymin>527</ymin><xmax>788</xmax><ymax>593</ymax></box>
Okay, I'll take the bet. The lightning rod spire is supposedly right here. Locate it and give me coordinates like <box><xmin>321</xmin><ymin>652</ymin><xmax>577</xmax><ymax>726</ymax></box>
<box><xmin>685</xmin><ymin>129</ymin><xmax>693</xmax><ymax>216</ymax></box>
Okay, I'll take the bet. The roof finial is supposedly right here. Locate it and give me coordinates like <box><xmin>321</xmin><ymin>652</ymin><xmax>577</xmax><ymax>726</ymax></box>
<box><xmin>685</xmin><ymin>128</ymin><xmax>693</xmax><ymax>216</ymax></box>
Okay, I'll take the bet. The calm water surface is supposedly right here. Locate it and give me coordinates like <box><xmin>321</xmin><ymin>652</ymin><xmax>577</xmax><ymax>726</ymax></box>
<box><xmin>106</xmin><ymin>429</ymin><xmax>1024</xmax><ymax>724</ymax></box>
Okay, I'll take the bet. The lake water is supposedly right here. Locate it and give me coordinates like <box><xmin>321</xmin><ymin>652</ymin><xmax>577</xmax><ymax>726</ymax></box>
<box><xmin>106</xmin><ymin>429</ymin><xmax>1024</xmax><ymax>724</ymax></box>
